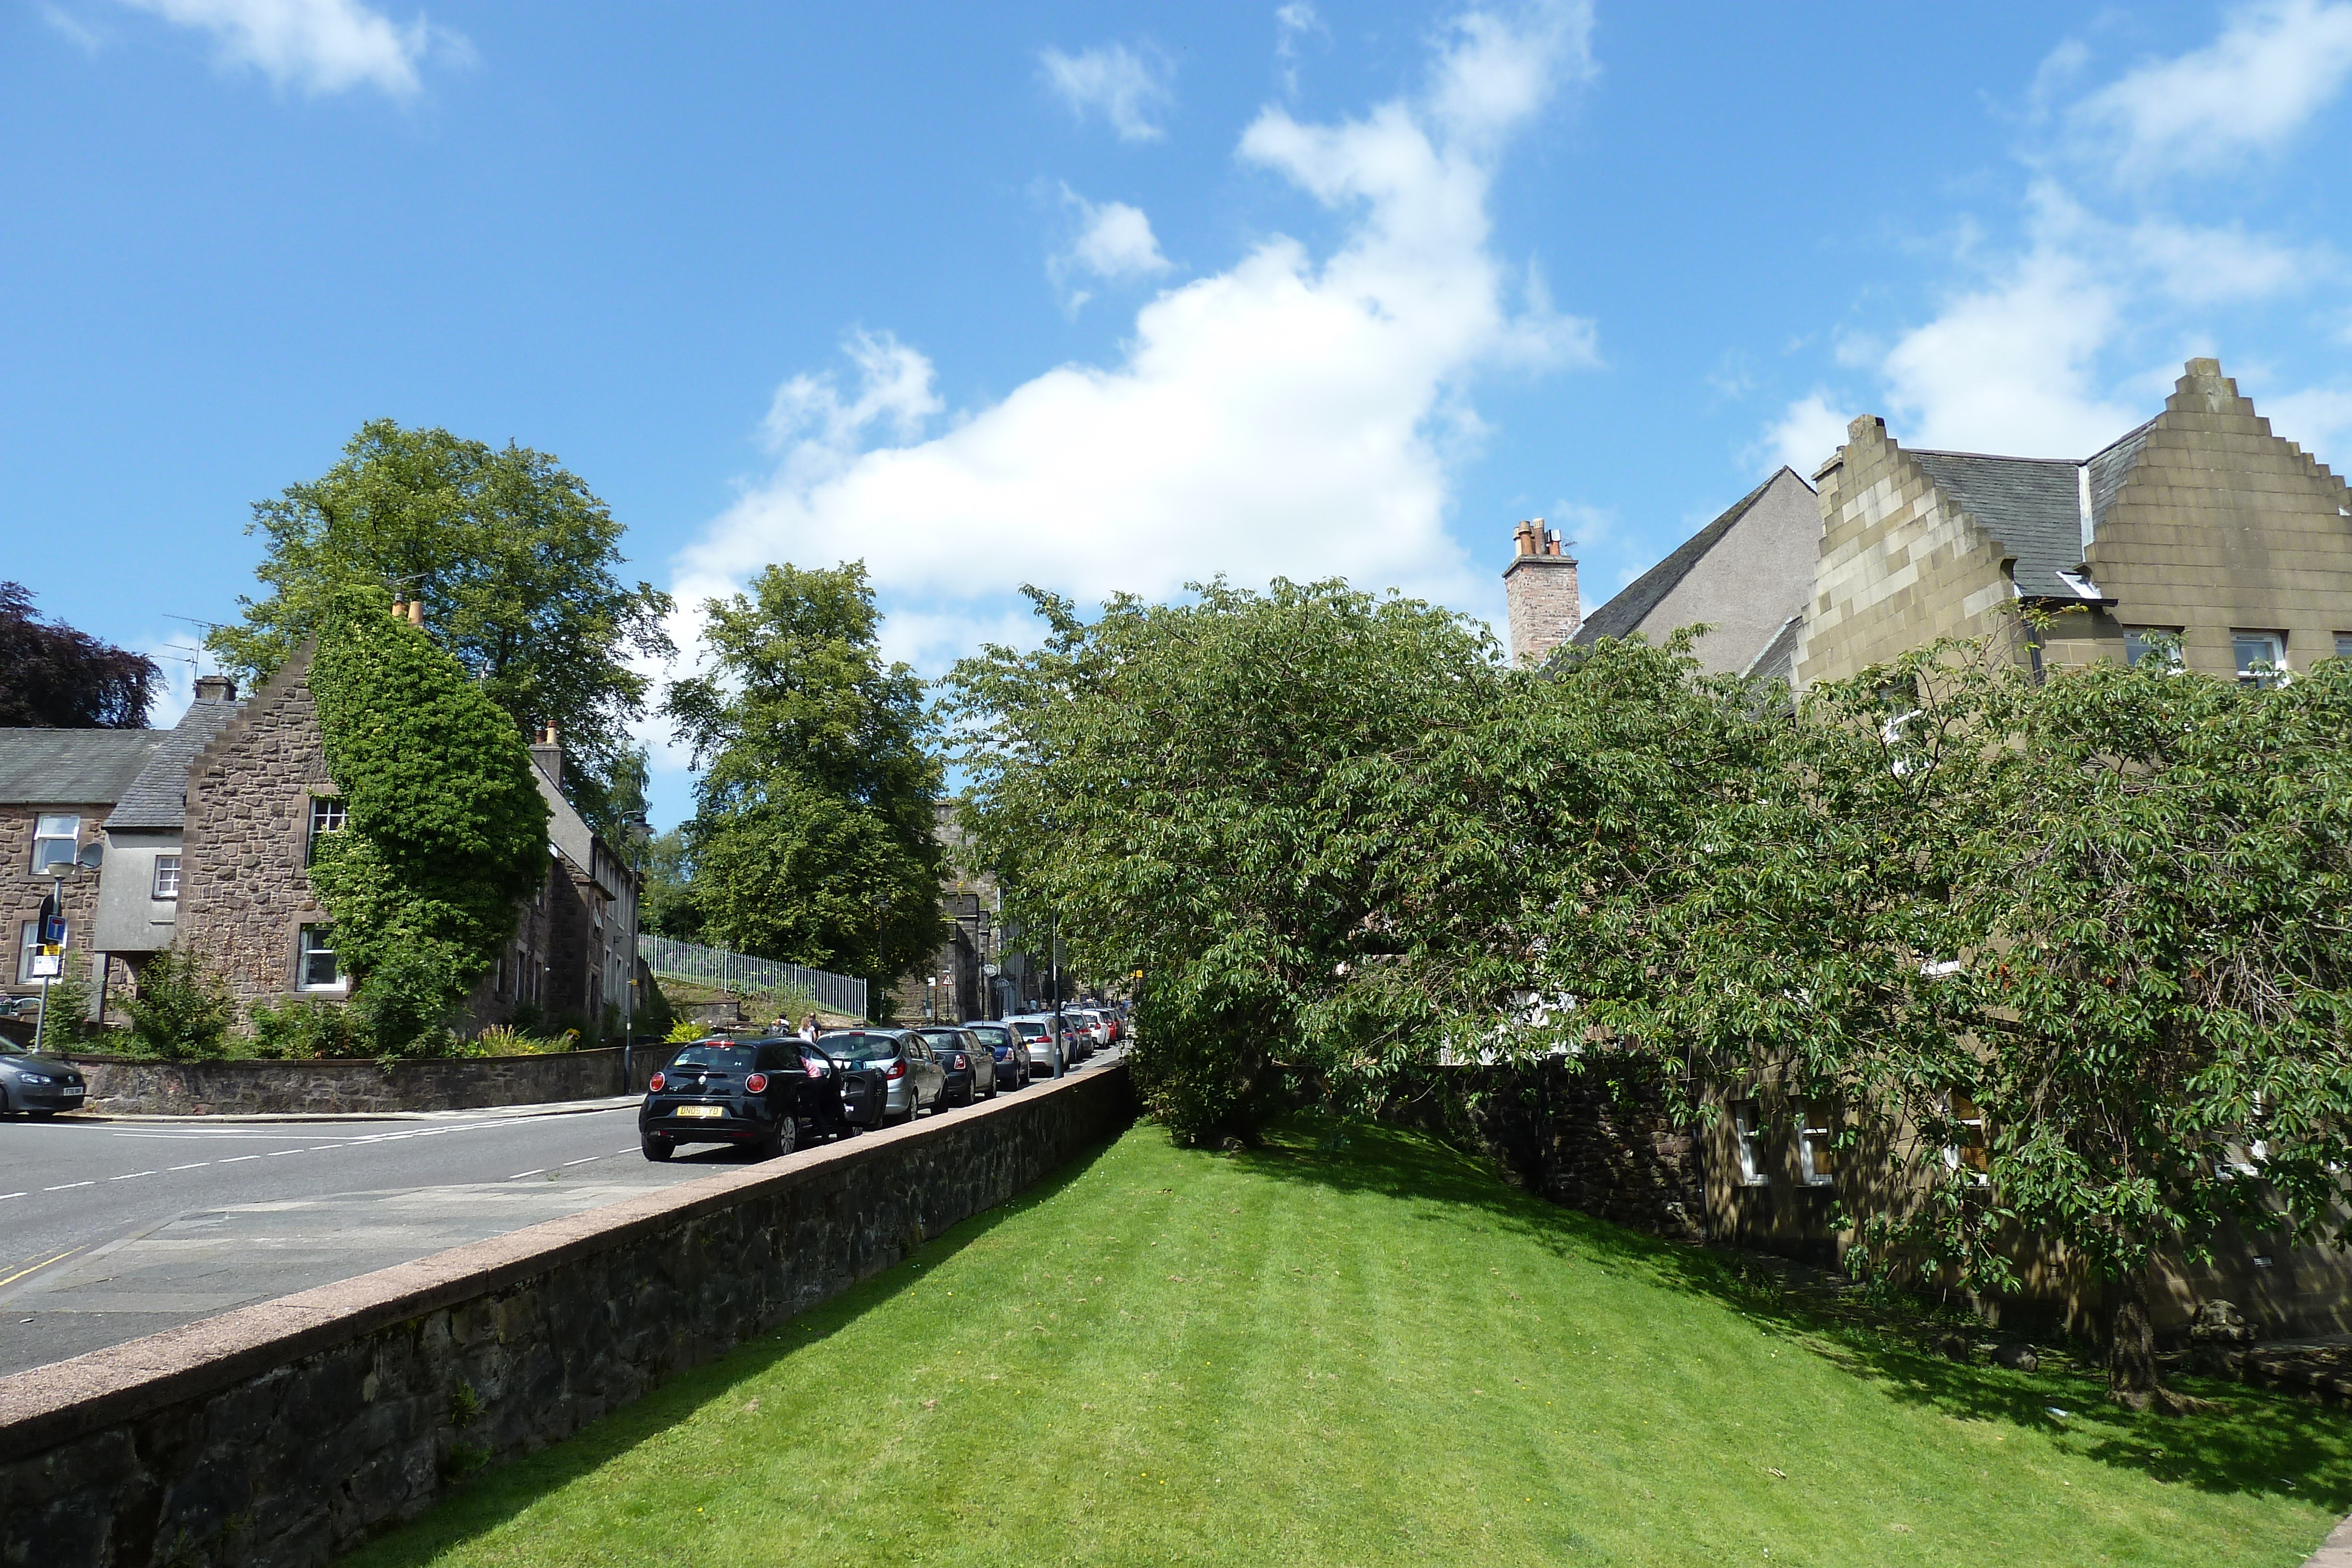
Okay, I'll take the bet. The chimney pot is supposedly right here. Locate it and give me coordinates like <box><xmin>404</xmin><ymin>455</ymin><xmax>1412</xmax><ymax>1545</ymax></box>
<box><xmin>407</xmin><ymin>599</ymin><xmax>425</xmax><ymax>627</ymax></box>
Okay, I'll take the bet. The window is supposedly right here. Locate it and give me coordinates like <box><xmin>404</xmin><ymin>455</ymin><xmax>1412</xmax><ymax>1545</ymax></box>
<box><xmin>1942</xmin><ymin>1094</ymin><xmax>1990</xmax><ymax>1185</ymax></box>
<box><xmin>2123</xmin><ymin>627</ymin><xmax>2184</xmax><ymax>670</ymax></box>
<box><xmin>31</xmin><ymin>814</ymin><xmax>79</xmax><ymax>875</ymax></box>
<box><xmin>296</xmin><ymin>925</ymin><xmax>342</xmax><ymax>990</ymax></box>
<box><xmin>1798</xmin><ymin>1103</ymin><xmax>1836</xmax><ymax>1186</ymax></box>
<box><xmin>1731</xmin><ymin>1100</ymin><xmax>1769</xmax><ymax>1186</ymax></box>
<box><xmin>2336</xmin><ymin>634</ymin><xmax>2352</xmax><ymax>661</ymax></box>
<box><xmin>152</xmin><ymin>855</ymin><xmax>181</xmax><ymax>900</ymax></box>
<box><xmin>496</xmin><ymin>954</ymin><xmax>507</xmax><ymax>995</ymax></box>
<box><xmin>2233</xmin><ymin>630</ymin><xmax>2287</xmax><ymax>686</ymax></box>
<box><xmin>16</xmin><ymin>921</ymin><xmax>42</xmax><ymax>984</ymax></box>
<box><xmin>307</xmin><ymin>797</ymin><xmax>346</xmax><ymax>862</ymax></box>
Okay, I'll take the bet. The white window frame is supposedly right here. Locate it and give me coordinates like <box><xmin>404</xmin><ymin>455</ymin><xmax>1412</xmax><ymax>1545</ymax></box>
<box><xmin>296</xmin><ymin>925</ymin><xmax>343</xmax><ymax>992</ymax></box>
<box><xmin>16</xmin><ymin>921</ymin><xmax>41</xmax><ymax>984</ymax></box>
<box><xmin>1731</xmin><ymin>1099</ymin><xmax>1769</xmax><ymax>1186</ymax></box>
<box><xmin>152</xmin><ymin>855</ymin><xmax>181</xmax><ymax>900</ymax></box>
<box><xmin>2232</xmin><ymin>630</ymin><xmax>2288</xmax><ymax>687</ymax></box>
<box><xmin>1798</xmin><ymin>1102</ymin><xmax>1837</xmax><ymax>1187</ymax></box>
<box><xmin>2122</xmin><ymin>627</ymin><xmax>2185</xmax><ymax>671</ymax></box>
<box><xmin>1941</xmin><ymin>1092</ymin><xmax>1990</xmax><ymax>1186</ymax></box>
<box><xmin>306</xmin><ymin>796</ymin><xmax>348</xmax><ymax>861</ymax></box>
<box><xmin>31</xmin><ymin>814</ymin><xmax>79</xmax><ymax>875</ymax></box>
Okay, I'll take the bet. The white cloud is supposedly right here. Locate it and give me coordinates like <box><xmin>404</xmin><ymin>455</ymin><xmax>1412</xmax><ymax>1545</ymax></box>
<box><xmin>1275</xmin><ymin>2</ymin><xmax>1324</xmax><ymax>94</ymax></box>
<box><xmin>1048</xmin><ymin>188</ymin><xmax>1173</xmax><ymax>311</ymax></box>
<box><xmin>1751</xmin><ymin>392</ymin><xmax>1849</xmax><ymax>476</ymax></box>
<box><xmin>1038</xmin><ymin>40</ymin><xmax>1175</xmax><ymax>142</ymax></box>
<box><xmin>2264</xmin><ymin>384</ymin><xmax>2352</xmax><ymax>453</ymax></box>
<box><xmin>113</xmin><ymin>0</ymin><xmax>467</xmax><ymax>96</ymax></box>
<box><xmin>2072</xmin><ymin>0</ymin><xmax>2352</xmax><ymax>180</ymax></box>
<box><xmin>40</xmin><ymin>4</ymin><xmax>108</xmax><ymax>51</ymax></box>
<box><xmin>678</xmin><ymin>4</ymin><xmax>1596</xmax><ymax>642</ymax></box>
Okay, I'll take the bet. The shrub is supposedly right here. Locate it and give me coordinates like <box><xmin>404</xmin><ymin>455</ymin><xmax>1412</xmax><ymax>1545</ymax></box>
<box><xmin>664</xmin><ymin>1017</ymin><xmax>706</xmax><ymax>1045</ymax></box>
<box><xmin>349</xmin><ymin>950</ymin><xmax>458</xmax><ymax>1058</ymax></box>
<box><xmin>122</xmin><ymin>948</ymin><xmax>236</xmax><ymax>1060</ymax></box>
<box><xmin>463</xmin><ymin>1024</ymin><xmax>580</xmax><ymax>1057</ymax></box>
<box><xmin>34</xmin><ymin>969</ymin><xmax>92</xmax><ymax>1052</ymax></box>
<box><xmin>248</xmin><ymin>998</ymin><xmax>362</xmax><ymax>1059</ymax></box>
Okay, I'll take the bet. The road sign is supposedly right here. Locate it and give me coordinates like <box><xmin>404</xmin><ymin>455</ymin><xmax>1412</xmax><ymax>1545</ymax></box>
<box><xmin>36</xmin><ymin>889</ymin><xmax>66</xmax><ymax>947</ymax></box>
<box><xmin>983</xmin><ymin>962</ymin><xmax>1000</xmax><ymax>978</ymax></box>
<box><xmin>28</xmin><ymin>953</ymin><xmax>62</xmax><ymax>979</ymax></box>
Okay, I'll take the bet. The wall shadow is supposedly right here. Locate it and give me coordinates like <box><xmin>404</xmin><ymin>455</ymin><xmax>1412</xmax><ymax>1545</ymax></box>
<box><xmin>345</xmin><ymin>1133</ymin><xmax>1128</xmax><ymax>1568</ymax></box>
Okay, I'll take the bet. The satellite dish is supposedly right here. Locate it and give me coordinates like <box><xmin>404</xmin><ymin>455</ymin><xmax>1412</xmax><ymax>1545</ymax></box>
<box><xmin>76</xmin><ymin>842</ymin><xmax>104</xmax><ymax>870</ymax></box>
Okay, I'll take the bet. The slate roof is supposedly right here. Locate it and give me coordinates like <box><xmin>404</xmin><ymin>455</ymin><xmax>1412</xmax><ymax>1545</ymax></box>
<box><xmin>1572</xmin><ymin>470</ymin><xmax>1789</xmax><ymax>647</ymax></box>
<box><xmin>1743</xmin><ymin>614</ymin><xmax>1804</xmax><ymax>687</ymax></box>
<box><xmin>103</xmin><ymin>698</ymin><xmax>245</xmax><ymax>831</ymax></box>
<box><xmin>0</xmin><ymin>730</ymin><xmax>168</xmax><ymax>807</ymax></box>
<box><xmin>1905</xmin><ymin>420</ymin><xmax>2156</xmax><ymax>601</ymax></box>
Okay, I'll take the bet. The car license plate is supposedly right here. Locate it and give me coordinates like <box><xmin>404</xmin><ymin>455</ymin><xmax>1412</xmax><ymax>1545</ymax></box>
<box><xmin>677</xmin><ymin>1104</ymin><xmax>724</xmax><ymax>1119</ymax></box>
<box><xmin>62</xmin><ymin>1087</ymin><xmax>83</xmax><ymax>1098</ymax></box>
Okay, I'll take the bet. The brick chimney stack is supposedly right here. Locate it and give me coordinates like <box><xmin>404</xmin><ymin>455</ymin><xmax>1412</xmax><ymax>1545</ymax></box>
<box><xmin>192</xmin><ymin>674</ymin><xmax>237</xmax><ymax>702</ymax></box>
<box><xmin>1502</xmin><ymin>518</ymin><xmax>1579</xmax><ymax>668</ymax></box>
<box><xmin>530</xmin><ymin>724</ymin><xmax>563</xmax><ymax>789</ymax></box>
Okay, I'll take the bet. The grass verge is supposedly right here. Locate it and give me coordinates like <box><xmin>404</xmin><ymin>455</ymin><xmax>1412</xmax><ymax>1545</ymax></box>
<box><xmin>346</xmin><ymin>1118</ymin><xmax>2350</xmax><ymax>1567</ymax></box>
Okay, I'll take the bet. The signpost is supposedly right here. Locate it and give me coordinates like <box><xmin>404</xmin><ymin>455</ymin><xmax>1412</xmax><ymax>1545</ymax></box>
<box><xmin>29</xmin><ymin>889</ymin><xmax>65</xmax><ymax>1054</ymax></box>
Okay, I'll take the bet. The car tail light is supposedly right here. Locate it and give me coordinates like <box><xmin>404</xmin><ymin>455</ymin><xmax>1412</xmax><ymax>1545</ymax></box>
<box><xmin>804</xmin><ymin>1058</ymin><xmax>825</xmax><ymax>1078</ymax></box>
<box><xmin>744</xmin><ymin>1072</ymin><xmax>769</xmax><ymax>1094</ymax></box>
<box><xmin>886</xmin><ymin>1060</ymin><xmax>906</xmax><ymax>1080</ymax></box>
<box><xmin>647</xmin><ymin>1071</ymin><xmax>666</xmax><ymax>1093</ymax></box>
<box><xmin>954</xmin><ymin>1054</ymin><xmax>968</xmax><ymax>1070</ymax></box>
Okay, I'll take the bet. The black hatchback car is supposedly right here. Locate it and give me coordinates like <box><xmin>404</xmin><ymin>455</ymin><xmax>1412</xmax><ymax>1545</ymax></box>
<box><xmin>0</xmin><ymin>1054</ymin><xmax>86</xmax><ymax>1118</ymax></box>
<box><xmin>640</xmin><ymin>1038</ymin><xmax>876</xmax><ymax>1162</ymax></box>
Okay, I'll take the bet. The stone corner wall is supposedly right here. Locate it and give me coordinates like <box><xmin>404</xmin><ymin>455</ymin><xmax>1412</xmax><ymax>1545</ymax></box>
<box><xmin>0</xmin><ymin>1064</ymin><xmax>1137</xmax><ymax>1568</ymax></box>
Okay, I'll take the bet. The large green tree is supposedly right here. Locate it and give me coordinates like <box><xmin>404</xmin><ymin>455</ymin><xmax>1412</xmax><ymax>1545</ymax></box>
<box><xmin>1591</xmin><ymin>633</ymin><xmax>2352</xmax><ymax>1410</ymax></box>
<box><xmin>208</xmin><ymin>420</ymin><xmax>674</xmax><ymax>834</ymax></box>
<box><xmin>308</xmin><ymin>587</ymin><xmax>553</xmax><ymax>1052</ymax></box>
<box><xmin>665</xmin><ymin>562</ymin><xmax>943</xmax><ymax>991</ymax></box>
<box><xmin>946</xmin><ymin>579</ymin><xmax>1557</xmax><ymax>1144</ymax></box>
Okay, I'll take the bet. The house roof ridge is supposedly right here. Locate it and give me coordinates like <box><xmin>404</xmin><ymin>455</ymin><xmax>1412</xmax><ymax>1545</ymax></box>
<box><xmin>1570</xmin><ymin>469</ymin><xmax>1806</xmax><ymax>648</ymax></box>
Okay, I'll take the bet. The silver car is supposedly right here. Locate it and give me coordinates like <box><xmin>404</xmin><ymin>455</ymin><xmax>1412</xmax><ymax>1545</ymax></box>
<box><xmin>815</xmin><ymin>1029</ymin><xmax>947</xmax><ymax>1123</ymax></box>
<box><xmin>1003</xmin><ymin>1014</ymin><xmax>1067</xmax><ymax>1078</ymax></box>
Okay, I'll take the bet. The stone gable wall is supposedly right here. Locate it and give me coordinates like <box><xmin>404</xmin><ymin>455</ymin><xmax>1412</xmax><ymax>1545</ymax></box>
<box><xmin>2048</xmin><ymin>360</ymin><xmax>2352</xmax><ymax>679</ymax></box>
<box><xmin>1793</xmin><ymin>418</ymin><xmax>2025</xmax><ymax>690</ymax></box>
<box><xmin>174</xmin><ymin>645</ymin><xmax>339</xmax><ymax>1014</ymax></box>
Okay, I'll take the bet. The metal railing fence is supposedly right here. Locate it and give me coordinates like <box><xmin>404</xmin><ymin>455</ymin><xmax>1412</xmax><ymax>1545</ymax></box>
<box><xmin>640</xmin><ymin>935</ymin><xmax>868</xmax><ymax>1020</ymax></box>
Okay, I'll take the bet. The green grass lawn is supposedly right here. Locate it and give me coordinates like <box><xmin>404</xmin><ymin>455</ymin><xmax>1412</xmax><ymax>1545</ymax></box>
<box><xmin>348</xmin><ymin>1119</ymin><xmax>2351</xmax><ymax>1567</ymax></box>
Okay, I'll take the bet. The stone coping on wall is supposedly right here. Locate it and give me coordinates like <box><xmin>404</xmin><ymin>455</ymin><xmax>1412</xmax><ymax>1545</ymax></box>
<box><xmin>56</xmin><ymin>1044</ymin><xmax>639</xmax><ymax>1116</ymax></box>
<box><xmin>0</xmin><ymin>1061</ymin><xmax>1134</xmax><ymax>1469</ymax></box>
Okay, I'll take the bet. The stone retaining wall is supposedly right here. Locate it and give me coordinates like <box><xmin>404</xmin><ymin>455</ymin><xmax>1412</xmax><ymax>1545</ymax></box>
<box><xmin>0</xmin><ymin>1063</ymin><xmax>1135</xmax><ymax>1566</ymax></box>
<box><xmin>60</xmin><ymin>1047</ymin><xmax>650</xmax><ymax>1116</ymax></box>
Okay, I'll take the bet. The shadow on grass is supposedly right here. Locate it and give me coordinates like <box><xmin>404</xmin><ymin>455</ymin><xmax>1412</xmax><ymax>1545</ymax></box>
<box><xmin>345</xmin><ymin>1133</ymin><xmax>1130</xmax><ymax>1568</ymax></box>
<box><xmin>1224</xmin><ymin>1113</ymin><xmax>2352</xmax><ymax>1514</ymax></box>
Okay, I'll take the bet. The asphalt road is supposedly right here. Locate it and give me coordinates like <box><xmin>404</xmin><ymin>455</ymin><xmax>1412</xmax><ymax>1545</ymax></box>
<box><xmin>0</xmin><ymin>1047</ymin><xmax>1120</xmax><ymax>1379</ymax></box>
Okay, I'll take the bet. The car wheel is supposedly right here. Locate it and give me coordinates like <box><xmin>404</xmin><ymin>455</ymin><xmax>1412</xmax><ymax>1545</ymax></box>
<box><xmin>642</xmin><ymin>1135</ymin><xmax>674</xmax><ymax>1162</ymax></box>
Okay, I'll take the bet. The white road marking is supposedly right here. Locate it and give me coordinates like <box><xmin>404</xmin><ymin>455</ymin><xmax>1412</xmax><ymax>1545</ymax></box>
<box><xmin>166</xmin><ymin>1163</ymin><xmax>209</xmax><ymax>1172</ymax></box>
<box><xmin>562</xmin><ymin>1156</ymin><xmax>599</xmax><ymax>1166</ymax></box>
<box><xmin>508</xmin><ymin>1170</ymin><xmax>545</xmax><ymax>1181</ymax></box>
<box><xmin>0</xmin><ymin>1193</ymin><xmax>25</xmax><ymax>1202</ymax></box>
<box><xmin>108</xmin><ymin>1171</ymin><xmax>156</xmax><ymax>1181</ymax></box>
<box><xmin>43</xmin><ymin>1182</ymin><xmax>93</xmax><ymax>1192</ymax></box>
<box><xmin>220</xmin><ymin>1156</ymin><xmax>260</xmax><ymax>1164</ymax></box>
<box><xmin>307</xmin><ymin>1146</ymin><xmax>342</xmax><ymax>1152</ymax></box>
<box><xmin>263</xmin><ymin>1150</ymin><xmax>304</xmax><ymax>1158</ymax></box>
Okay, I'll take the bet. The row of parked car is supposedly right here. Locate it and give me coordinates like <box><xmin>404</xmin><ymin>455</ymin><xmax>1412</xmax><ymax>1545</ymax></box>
<box><xmin>638</xmin><ymin>1005</ymin><xmax>1128</xmax><ymax>1162</ymax></box>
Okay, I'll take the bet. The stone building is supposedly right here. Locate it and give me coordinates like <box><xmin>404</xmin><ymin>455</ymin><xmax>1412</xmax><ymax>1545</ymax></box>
<box><xmin>1796</xmin><ymin>357</ymin><xmax>2352</xmax><ymax>690</ymax></box>
<box><xmin>1</xmin><ymin>644</ymin><xmax>637</xmax><ymax>1039</ymax></box>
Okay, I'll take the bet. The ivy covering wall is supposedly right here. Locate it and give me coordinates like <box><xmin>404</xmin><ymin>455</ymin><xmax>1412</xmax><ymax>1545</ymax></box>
<box><xmin>308</xmin><ymin>587</ymin><xmax>552</xmax><ymax>1049</ymax></box>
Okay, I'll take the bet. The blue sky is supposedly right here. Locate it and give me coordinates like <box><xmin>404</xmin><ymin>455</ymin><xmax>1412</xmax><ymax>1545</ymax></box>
<box><xmin>8</xmin><ymin>0</ymin><xmax>2352</xmax><ymax>828</ymax></box>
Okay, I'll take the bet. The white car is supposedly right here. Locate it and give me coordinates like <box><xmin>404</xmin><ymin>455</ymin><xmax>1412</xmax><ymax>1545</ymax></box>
<box><xmin>1003</xmin><ymin>1015</ymin><xmax>1068</xmax><ymax>1078</ymax></box>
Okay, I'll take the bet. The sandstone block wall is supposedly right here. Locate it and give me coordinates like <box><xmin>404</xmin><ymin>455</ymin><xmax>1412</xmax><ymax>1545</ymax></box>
<box><xmin>1383</xmin><ymin>1059</ymin><xmax>1706</xmax><ymax>1242</ymax></box>
<box><xmin>61</xmin><ymin>1047</ymin><xmax>634</xmax><ymax>1116</ymax></box>
<box><xmin>175</xmin><ymin>646</ymin><xmax>339</xmax><ymax>1015</ymax></box>
<box><xmin>0</xmin><ymin>1063</ymin><xmax>1136</xmax><ymax>1568</ymax></box>
<box><xmin>1793</xmin><ymin>417</ymin><xmax>2024</xmax><ymax>690</ymax></box>
<box><xmin>0</xmin><ymin>804</ymin><xmax>110</xmax><ymax>1006</ymax></box>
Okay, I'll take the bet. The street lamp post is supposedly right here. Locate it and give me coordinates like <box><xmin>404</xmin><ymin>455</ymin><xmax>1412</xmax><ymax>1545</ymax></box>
<box><xmin>619</xmin><ymin>810</ymin><xmax>650</xmax><ymax>1092</ymax></box>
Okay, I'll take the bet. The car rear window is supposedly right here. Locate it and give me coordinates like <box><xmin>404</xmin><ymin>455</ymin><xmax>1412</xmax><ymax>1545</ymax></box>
<box><xmin>668</xmin><ymin>1046</ymin><xmax>756</xmax><ymax>1070</ymax></box>
<box><xmin>821</xmin><ymin>1032</ymin><xmax>905</xmax><ymax>1063</ymax></box>
<box><xmin>1010</xmin><ymin>1021</ymin><xmax>1049</xmax><ymax>1040</ymax></box>
<box><xmin>964</xmin><ymin>1025</ymin><xmax>1010</xmax><ymax>1045</ymax></box>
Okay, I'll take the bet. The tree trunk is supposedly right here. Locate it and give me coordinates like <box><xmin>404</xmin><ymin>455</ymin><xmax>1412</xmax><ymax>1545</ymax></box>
<box><xmin>2107</xmin><ymin>1271</ymin><xmax>2161</xmax><ymax>1411</ymax></box>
